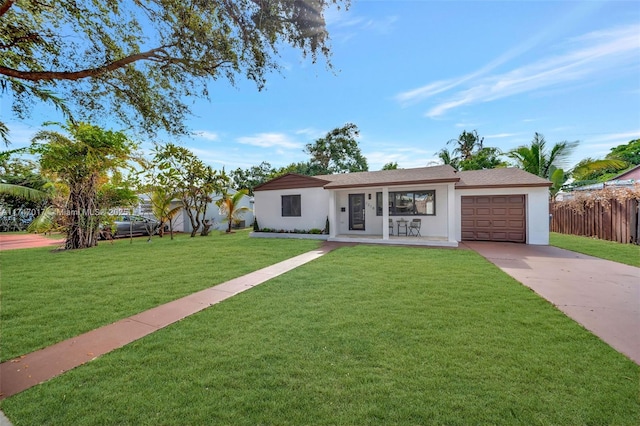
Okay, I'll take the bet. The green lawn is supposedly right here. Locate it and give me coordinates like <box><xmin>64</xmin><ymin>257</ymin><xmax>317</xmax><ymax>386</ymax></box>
<box><xmin>1</xmin><ymin>242</ymin><xmax>637</xmax><ymax>425</ymax></box>
<box><xmin>550</xmin><ymin>232</ymin><xmax>640</xmax><ymax>267</ymax></box>
<box><xmin>0</xmin><ymin>231</ymin><xmax>320</xmax><ymax>361</ymax></box>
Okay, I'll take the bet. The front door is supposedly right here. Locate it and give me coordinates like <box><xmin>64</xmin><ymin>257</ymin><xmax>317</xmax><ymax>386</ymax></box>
<box><xmin>349</xmin><ymin>193</ymin><xmax>365</xmax><ymax>231</ymax></box>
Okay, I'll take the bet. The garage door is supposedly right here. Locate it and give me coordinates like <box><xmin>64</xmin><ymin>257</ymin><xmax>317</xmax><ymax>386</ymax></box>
<box><xmin>461</xmin><ymin>195</ymin><xmax>526</xmax><ymax>243</ymax></box>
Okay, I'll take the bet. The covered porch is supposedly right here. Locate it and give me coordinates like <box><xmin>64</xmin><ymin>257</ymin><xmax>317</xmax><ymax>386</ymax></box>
<box><xmin>326</xmin><ymin>182</ymin><xmax>458</xmax><ymax>246</ymax></box>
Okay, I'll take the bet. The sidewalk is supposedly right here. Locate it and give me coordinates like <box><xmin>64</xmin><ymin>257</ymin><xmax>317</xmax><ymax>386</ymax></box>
<box><xmin>0</xmin><ymin>242</ymin><xmax>348</xmax><ymax>400</ymax></box>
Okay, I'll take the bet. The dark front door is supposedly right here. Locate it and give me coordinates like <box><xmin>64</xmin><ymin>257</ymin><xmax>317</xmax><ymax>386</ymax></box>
<box><xmin>349</xmin><ymin>193</ymin><xmax>365</xmax><ymax>231</ymax></box>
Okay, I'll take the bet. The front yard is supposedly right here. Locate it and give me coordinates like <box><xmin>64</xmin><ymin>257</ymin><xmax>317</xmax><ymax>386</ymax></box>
<box><xmin>550</xmin><ymin>232</ymin><xmax>640</xmax><ymax>267</ymax></box>
<box><xmin>1</xmin><ymin>235</ymin><xmax>638</xmax><ymax>424</ymax></box>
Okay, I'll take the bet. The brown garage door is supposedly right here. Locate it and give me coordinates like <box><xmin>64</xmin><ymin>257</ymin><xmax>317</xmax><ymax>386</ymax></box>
<box><xmin>461</xmin><ymin>195</ymin><xmax>526</xmax><ymax>243</ymax></box>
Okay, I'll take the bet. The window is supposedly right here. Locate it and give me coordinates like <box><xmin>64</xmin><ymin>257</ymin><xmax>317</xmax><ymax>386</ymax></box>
<box><xmin>376</xmin><ymin>191</ymin><xmax>435</xmax><ymax>216</ymax></box>
<box><xmin>281</xmin><ymin>195</ymin><xmax>301</xmax><ymax>217</ymax></box>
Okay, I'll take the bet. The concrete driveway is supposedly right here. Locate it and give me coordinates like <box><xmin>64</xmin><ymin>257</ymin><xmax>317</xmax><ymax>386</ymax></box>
<box><xmin>464</xmin><ymin>241</ymin><xmax>640</xmax><ymax>365</ymax></box>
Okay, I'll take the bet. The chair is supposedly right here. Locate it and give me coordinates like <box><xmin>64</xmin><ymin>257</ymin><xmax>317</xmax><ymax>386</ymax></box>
<box><xmin>388</xmin><ymin>218</ymin><xmax>394</xmax><ymax>235</ymax></box>
<box><xmin>408</xmin><ymin>218</ymin><xmax>421</xmax><ymax>236</ymax></box>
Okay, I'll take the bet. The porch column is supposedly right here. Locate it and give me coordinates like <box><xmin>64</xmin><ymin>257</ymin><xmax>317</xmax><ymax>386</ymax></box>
<box><xmin>447</xmin><ymin>183</ymin><xmax>456</xmax><ymax>243</ymax></box>
<box><xmin>328</xmin><ymin>189</ymin><xmax>337</xmax><ymax>238</ymax></box>
<box><xmin>382</xmin><ymin>187</ymin><xmax>390</xmax><ymax>240</ymax></box>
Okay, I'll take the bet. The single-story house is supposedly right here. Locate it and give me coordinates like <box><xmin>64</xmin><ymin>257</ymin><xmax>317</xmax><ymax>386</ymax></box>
<box><xmin>252</xmin><ymin>165</ymin><xmax>551</xmax><ymax>246</ymax></box>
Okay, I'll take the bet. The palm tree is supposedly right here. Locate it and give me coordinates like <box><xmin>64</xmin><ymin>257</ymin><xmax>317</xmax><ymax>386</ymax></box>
<box><xmin>448</xmin><ymin>130</ymin><xmax>484</xmax><ymax>161</ymax></box>
<box><xmin>571</xmin><ymin>157</ymin><xmax>628</xmax><ymax>182</ymax></box>
<box><xmin>507</xmin><ymin>133</ymin><xmax>578</xmax><ymax>179</ymax></box>
<box><xmin>149</xmin><ymin>187</ymin><xmax>182</xmax><ymax>240</ymax></box>
<box><xmin>216</xmin><ymin>189</ymin><xmax>251</xmax><ymax>233</ymax></box>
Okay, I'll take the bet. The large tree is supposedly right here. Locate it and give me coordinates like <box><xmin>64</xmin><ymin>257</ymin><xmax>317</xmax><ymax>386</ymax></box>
<box><xmin>438</xmin><ymin>130</ymin><xmax>505</xmax><ymax>171</ymax></box>
<box><xmin>507</xmin><ymin>132</ymin><xmax>578</xmax><ymax>179</ymax></box>
<box><xmin>1</xmin><ymin>0</ymin><xmax>348</xmax><ymax>136</ymax></box>
<box><xmin>32</xmin><ymin>122</ymin><xmax>138</xmax><ymax>249</ymax></box>
<box><xmin>304</xmin><ymin>123</ymin><xmax>368</xmax><ymax>175</ymax></box>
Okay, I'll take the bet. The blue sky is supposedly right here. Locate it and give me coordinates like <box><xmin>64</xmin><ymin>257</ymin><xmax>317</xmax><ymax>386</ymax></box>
<box><xmin>5</xmin><ymin>0</ymin><xmax>640</xmax><ymax>173</ymax></box>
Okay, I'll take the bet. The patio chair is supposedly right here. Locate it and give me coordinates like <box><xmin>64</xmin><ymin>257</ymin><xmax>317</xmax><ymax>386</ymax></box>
<box><xmin>408</xmin><ymin>218</ymin><xmax>421</xmax><ymax>236</ymax></box>
<box><xmin>388</xmin><ymin>218</ymin><xmax>394</xmax><ymax>235</ymax></box>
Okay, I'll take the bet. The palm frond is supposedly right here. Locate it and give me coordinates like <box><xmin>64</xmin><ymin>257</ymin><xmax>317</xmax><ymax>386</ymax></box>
<box><xmin>0</xmin><ymin>183</ymin><xmax>49</xmax><ymax>201</ymax></box>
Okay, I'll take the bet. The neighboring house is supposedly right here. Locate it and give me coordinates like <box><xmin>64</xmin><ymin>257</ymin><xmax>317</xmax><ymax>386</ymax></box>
<box><xmin>558</xmin><ymin>164</ymin><xmax>640</xmax><ymax>198</ymax></box>
<box><xmin>612</xmin><ymin>164</ymin><xmax>640</xmax><ymax>181</ymax></box>
<box><xmin>138</xmin><ymin>190</ymin><xmax>255</xmax><ymax>233</ymax></box>
<box><xmin>253</xmin><ymin>165</ymin><xmax>551</xmax><ymax>246</ymax></box>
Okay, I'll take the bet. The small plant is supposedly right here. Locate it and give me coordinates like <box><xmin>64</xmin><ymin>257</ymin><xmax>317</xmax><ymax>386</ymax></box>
<box><xmin>253</xmin><ymin>217</ymin><xmax>259</xmax><ymax>232</ymax></box>
<box><xmin>324</xmin><ymin>216</ymin><xmax>330</xmax><ymax>234</ymax></box>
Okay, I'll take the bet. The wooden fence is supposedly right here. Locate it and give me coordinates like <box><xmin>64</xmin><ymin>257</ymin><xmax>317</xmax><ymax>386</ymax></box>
<box><xmin>550</xmin><ymin>198</ymin><xmax>639</xmax><ymax>244</ymax></box>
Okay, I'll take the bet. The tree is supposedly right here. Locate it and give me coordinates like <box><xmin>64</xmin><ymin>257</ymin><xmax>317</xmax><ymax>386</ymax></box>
<box><xmin>304</xmin><ymin>123</ymin><xmax>368</xmax><ymax>175</ymax></box>
<box><xmin>230</xmin><ymin>161</ymin><xmax>275</xmax><ymax>195</ymax></box>
<box><xmin>571</xmin><ymin>157</ymin><xmax>628</xmax><ymax>183</ymax></box>
<box><xmin>216</xmin><ymin>189</ymin><xmax>251</xmax><ymax>233</ymax></box>
<box><xmin>153</xmin><ymin>143</ymin><xmax>227</xmax><ymax>237</ymax></box>
<box><xmin>607</xmin><ymin>139</ymin><xmax>640</xmax><ymax>165</ymax></box>
<box><xmin>507</xmin><ymin>132</ymin><xmax>578</xmax><ymax>179</ymax></box>
<box><xmin>381</xmin><ymin>162</ymin><xmax>398</xmax><ymax>170</ymax></box>
<box><xmin>448</xmin><ymin>130</ymin><xmax>484</xmax><ymax>161</ymax></box>
<box><xmin>437</xmin><ymin>148</ymin><xmax>459</xmax><ymax>170</ymax></box>
<box><xmin>1</xmin><ymin>0</ymin><xmax>348</xmax><ymax>136</ymax></box>
<box><xmin>571</xmin><ymin>139</ymin><xmax>640</xmax><ymax>184</ymax></box>
<box><xmin>458</xmin><ymin>147</ymin><xmax>506</xmax><ymax>171</ymax></box>
<box><xmin>32</xmin><ymin>122</ymin><xmax>138</xmax><ymax>249</ymax></box>
<box><xmin>438</xmin><ymin>130</ymin><xmax>505</xmax><ymax>171</ymax></box>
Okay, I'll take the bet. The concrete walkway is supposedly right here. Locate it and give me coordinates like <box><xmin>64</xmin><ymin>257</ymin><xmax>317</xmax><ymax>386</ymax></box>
<box><xmin>0</xmin><ymin>242</ymin><xmax>347</xmax><ymax>401</ymax></box>
<box><xmin>464</xmin><ymin>241</ymin><xmax>640</xmax><ymax>365</ymax></box>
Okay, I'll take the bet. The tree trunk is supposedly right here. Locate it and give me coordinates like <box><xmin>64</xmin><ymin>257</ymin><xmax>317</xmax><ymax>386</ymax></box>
<box><xmin>64</xmin><ymin>177</ymin><xmax>100</xmax><ymax>250</ymax></box>
<box><xmin>201</xmin><ymin>219</ymin><xmax>212</xmax><ymax>236</ymax></box>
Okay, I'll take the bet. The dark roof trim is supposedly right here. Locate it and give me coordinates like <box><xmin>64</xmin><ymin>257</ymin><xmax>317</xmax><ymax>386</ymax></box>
<box><xmin>254</xmin><ymin>173</ymin><xmax>330</xmax><ymax>191</ymax></box>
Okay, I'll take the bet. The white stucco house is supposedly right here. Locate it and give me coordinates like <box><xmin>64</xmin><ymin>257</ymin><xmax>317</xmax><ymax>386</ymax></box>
<box><xmin>138</xmin><ymin>190</ymin><xmax>254</xmax><ymax>233</ymax></box>
<box><xmin>252</xmin><ymin>165</ymin><xmax>551</xmax><ymax>246</ymax></box>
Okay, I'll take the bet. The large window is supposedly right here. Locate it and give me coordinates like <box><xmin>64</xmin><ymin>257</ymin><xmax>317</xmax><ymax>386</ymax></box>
<box><xmin>281</xmin><ymin>194</ymin><xmax>301</xmax><ymax>217</ymax></box>
<box><xmin>376</xmin><ymin>191</ymin><xmax>435</xmax><ymax>216</ymax></box>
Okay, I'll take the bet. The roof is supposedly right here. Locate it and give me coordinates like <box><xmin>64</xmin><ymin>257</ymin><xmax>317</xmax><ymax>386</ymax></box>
<box><xmin>254</xmin><ymin>165</ymin><xmax>551</xmax><ymax>191</ymax></box>
<box><xmin>610</xmin><ymin>164</ymin><xmax>640</xmax><ymax>181</ymax></box>
<box><xmin>319</xmin><ymin>165</ymin><xmax>460</xmax><ymax>189</ymax></box>
<box><xmin>456</xmin><ymin>168</ymin><xmax>552</xmax><ymax>188</ymax></box>
<box><xmin>253</xmin><ymin>173</ymin><xmax>331</xmax><ymax>191</ymax></box>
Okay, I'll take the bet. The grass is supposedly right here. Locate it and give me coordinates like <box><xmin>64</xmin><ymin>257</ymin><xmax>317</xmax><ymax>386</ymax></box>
<box><xmin>0</xmin><ymin>230</ymin><xmax>320</xmax><ymax>361</ymax></box>
<box><xmin>1</xmin><ymin>243</ymin><xmax>638</xmax><ymax>425</ymax></box>
<box><xmin>550</xmin><ymin>232</ymin><xmax>640</xmax><ymax>267</ymax></box>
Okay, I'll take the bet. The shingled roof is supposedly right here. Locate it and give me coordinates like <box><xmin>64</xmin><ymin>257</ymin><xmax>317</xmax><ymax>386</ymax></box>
<box><xmin>319</xmin><ymin>165</ymin><xmax>459</xmax><ymax>189</ymax></box>
<box><xmin>254</xmin><ymin>165</ymin><xmax>550</xmax><ymax>191</ymax></box>
<box><xmin>456</xmin><ymin>168</ymin><xmax>551</xmax><ymax>188</ymax></box>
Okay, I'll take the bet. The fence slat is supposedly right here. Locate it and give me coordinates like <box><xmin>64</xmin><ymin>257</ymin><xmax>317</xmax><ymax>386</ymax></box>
<box><xmin>551</xmin><ymin>197</ymin><xmax>640</xmax><ymax>245</ymax></box>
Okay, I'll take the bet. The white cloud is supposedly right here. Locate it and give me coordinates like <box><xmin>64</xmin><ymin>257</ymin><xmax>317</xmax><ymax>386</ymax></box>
<box><xmin>236</xmin><ymin>133</ymin><xmax>302</xmax><ymax>149</ymax></box>
<box><xmin>395</xmin><ymin>23</ymin><xmax>640</xmax><ymax>118</ymax></box>
<box><xmin>485</xmin><ymin>133</ymin><xmax>519</xmax><ymax>139</ymax></box>
<box><xmin>584</xmin><ymin>130</ymin><xmax>640</xmax><ymax>143</ymax></box>
<box><xmin>422</xmin><ymin>23</ymin><xmax>640</xmax><ymax>117</ymax></box>
<box><xmin>192</xmin><ymin>130</ymin><xmax>220</xmax><ymax>141</ymax></box>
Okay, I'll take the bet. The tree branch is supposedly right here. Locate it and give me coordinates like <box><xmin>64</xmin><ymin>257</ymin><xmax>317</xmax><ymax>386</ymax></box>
<box><xmin>0</xmin><ymin>46</ymin><xmax>177</xmax><ymax>81</ymax></box>
<box><xmin>0</xmin><ymin>0</ymin><xmax>14</xmax><ymax>18</ymax></box>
